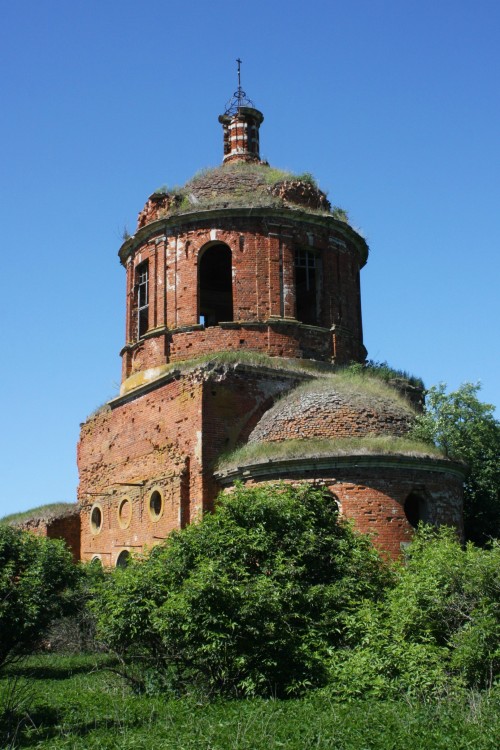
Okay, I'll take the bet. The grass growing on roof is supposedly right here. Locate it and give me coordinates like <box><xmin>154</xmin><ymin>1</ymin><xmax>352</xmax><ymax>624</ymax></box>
<box><xmin>0</xmin><ymin>502</ymin><xmax>77</xmax><ymax>525</ymax></box>
<box><xmin>216</xmin><ymin>436</ymin><xmax>444</xmax><ymax>472</ymax></box>
<box><xmin>189</xmin><ymin>162</ymin><xmax>320</xmax><ymax>187</ymax></box>
<box><xmin>288</xmin><ymin>371</ymin><xmax>418</xmax><ymax>414</ymax></box>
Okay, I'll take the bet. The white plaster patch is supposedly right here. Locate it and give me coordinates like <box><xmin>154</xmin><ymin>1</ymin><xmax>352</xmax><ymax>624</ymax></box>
<box><xmin>210</xmin><ymin>229</ymin><xmax>217</xmax><ymax>241</ymax></box>
<box><xmin>195</xmin><ymin>430</ymin><xmax>203</xmax><ymax>462</ymax></box>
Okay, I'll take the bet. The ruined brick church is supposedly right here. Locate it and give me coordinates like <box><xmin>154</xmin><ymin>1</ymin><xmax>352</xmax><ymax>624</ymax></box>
<box><xmin>39</xmin><ymin>78</ymin><xmax>465</xmax><ymax>563</ymax></box>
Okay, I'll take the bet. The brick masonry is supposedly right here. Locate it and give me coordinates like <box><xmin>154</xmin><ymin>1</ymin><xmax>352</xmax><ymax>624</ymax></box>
<box><xmin>119</xmin><ymin>210</ymin><xmax>367</xmax><ymax>383</ymax></box>
<box><xmin>17</xmin><ymin>512</ymin><xmax>81</xmax><ymax>562</ymax></box>
<box><xmin>248</xmin><ymin>384</ymin><xmax>416</xmax><ymax>443</ymax></box>
<box><xmin>216</xmin><ymin>459</ymin><xmax>465</xmax><ymax>559</ymax></box>
<box><xmin>22</xmin><ymin>100</ymin><xmax>465</xmax><ymax>562</ymax></box>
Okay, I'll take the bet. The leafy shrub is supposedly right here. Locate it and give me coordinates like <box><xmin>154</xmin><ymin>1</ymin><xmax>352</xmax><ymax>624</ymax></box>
<box><xmin>328</xmin><ymin>526</ymin><xmax>500</xmax><ymax>699</ymax></box>
<box><xmin>44</xmin><ymin>561</ymin><xmax>106</xmax><ymax>654</ymax></box>
<box><xmin>0</xmin><ymin>526</ymin><xmax>77</xmax><ymax>668</ymax></box>
<box><xmin>92</xmin><ymin>483</ymin><xmax>389</xmax><ymax>698</ymax></box>
<box><xmin>411</xmin><ymin>382</ymin><xmax>500</xmax><ymax>543</ymax></box>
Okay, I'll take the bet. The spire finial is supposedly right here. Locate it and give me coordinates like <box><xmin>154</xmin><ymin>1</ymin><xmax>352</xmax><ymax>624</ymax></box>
<box><xmin>224</xmin><ymin>58</ymin><xmax>256</xmax><ymax>115</ymax></box>
<box><xmin>237</xmin><ymin>57</ymin><xmax>242</xmax><ymax>89</ymax></box>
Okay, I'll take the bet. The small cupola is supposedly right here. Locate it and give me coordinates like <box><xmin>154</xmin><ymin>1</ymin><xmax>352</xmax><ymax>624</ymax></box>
<box><xmin>219</xmin><ymin>59</ymin><xmax>264</xmax><ymax>163</ymax></box>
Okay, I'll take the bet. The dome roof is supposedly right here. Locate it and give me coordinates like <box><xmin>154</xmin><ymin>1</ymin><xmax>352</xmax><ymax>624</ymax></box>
<box><xmin>137</xmin><ymin>162</ymin><xmax>337</xmax><ymax>230</ymax></box>
<box><xmin>248</xmin><ymin>376</ymin><xmax>416</xmax><ymax>445</ymax></box>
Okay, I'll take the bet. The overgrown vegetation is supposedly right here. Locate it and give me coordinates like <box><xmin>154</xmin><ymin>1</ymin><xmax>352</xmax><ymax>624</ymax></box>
<box><xmin>2</xmin><ymin>489</ymin><xmax>500</xmax><ymax>746</ymax></box>
<box><xmin>88</xmin><ymin>488</ymin><xmax>500</xmax><ymax>703</ymax></box>
<box><xmin>216</xmin><ymin>436</ymin><xmax>443</xmax><ymax>472</ymax></box>
<box><xmin>2</xmin><ymin>654</ymin><xmax>500</xmax><ymax>749</ymax></box>
<box><xmin>0</xmin><ymin>502</ymin><xmax>77</xmax><ymax>525</ymax></box>
<box><xmin>328</xmin><ymin>526</ymin><xmax>500</xmax><ymax>699</ymax></box>
<box><xmin>410</xmin><ymin>382</ymin><xmax>500</xmax><ymax>544</ymax></box>
<box><xmin>91</xmin><ymin>483</ymin><xmax>389</xmax><ymax>698</ymax></box>
<box><xmin>288</xmin><ymin>368</ymin><xmax>418</xmax><ymax>412</ymax></box>
<box><xmin>345</xmin><ymin>359</ymin><xmax>424</xmax><ymax>389</ymax></box>
<box><xmin>0</xmin><ymin>526</ymin><xmax>77</xmax><ymax>668</ymax></box>
<box><xmin>119</xmin><ymin>350</ymin><xmax>423</xmax><ymax>395</ymax></box>
<box><xmin>146</xmin><ymin>162</ymin><xmax>348</xmax><ymax>219</ymax></box>
<box><xmin>188</xmin><ymin>162</ymin><xmax>320</xmax><ymax>188</ymax></box>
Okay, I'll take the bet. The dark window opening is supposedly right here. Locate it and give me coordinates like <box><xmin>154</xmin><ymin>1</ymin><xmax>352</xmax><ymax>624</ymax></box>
<box><xmin>199</xmin><ymin>244</ymin><xmax>233</xmax><ymax>327</ymax></box>
<box><xmin>295</xmin><ymin>248</ymin><xmax>321</xmax><ymax>325</ymax></box>
<box><xmin>149</xmin><ymin>490</ymin><xmax>163</xmax><ymax>520</ymax></box>
<box><xmin>136</xmin><ymin>261</ymin><xmax>149</xmax><ymax>338</ymax></box>
<box><xmin>116</xmin><ymin>550</ymin><xmax>131</xmax><ymax>569</ymax></box>
<box><xmin>404</xmin><ymin>491</ymin><xmax>429</xmax><ymax>529</ymax></box>
<box><xmin>90</xmin><ymin>505</ymin><xmax>102</xmax><ymax>534</ymax></box>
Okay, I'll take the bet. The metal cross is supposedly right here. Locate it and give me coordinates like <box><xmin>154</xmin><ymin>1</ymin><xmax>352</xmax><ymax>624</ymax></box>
<box><xmin>237</xmin><ymin>58</ymin><xmax>242</xmax><ymax>89</ymax></box>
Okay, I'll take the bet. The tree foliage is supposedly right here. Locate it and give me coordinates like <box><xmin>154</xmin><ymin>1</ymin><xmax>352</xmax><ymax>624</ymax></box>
<box><xmin>92</xmin><ymin>483</ymin><xmax>389</xmax><ymax>698</ymax></box>
<box><xmin>328</xmin><ymin>526</ymin><xmax>500</xmax><ymax>699</ymax></box>
<box><xmin>411</xmin><ymin>382</ymin><xmax>500</xmax><ymax>543</ymax></box>
<box><xmin>0</xmin><ymin>525</ymin><xmax>77</xmax><ymax>668</ymax></box>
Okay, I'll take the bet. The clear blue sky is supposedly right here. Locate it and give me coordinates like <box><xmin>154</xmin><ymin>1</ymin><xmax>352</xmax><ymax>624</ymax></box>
<box><xmin>1</xmin><ymin>0</ymin><xmax>498</xmax><ymax>518</ymax></box>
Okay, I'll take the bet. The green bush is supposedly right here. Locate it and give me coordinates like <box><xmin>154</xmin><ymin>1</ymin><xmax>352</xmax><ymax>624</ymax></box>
<box><xmin>92</xmin><ymin>483</ymin><xmax>389</xmax><ymax>698</ymax></box>
<box><xmin>328</xmin><ymin>526</ymin><xmax>500</xmax><ymax>699</ymax></box>
<box><xmin>0</xmin><ymin>525</ymin><xmax>77</xmax><ymax>668</ymax></box>
<box><xmin>410</xmin><ymin>382</ymin><xmax>500</xmax><ymax>543</ymax></box>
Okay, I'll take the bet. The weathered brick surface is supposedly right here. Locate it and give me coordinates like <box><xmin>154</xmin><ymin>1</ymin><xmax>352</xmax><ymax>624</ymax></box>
<box><xmin>120</xmin><ymin>215</ymin><xmax>366</xmax><ymax>382</ymax></box>
<box><xmin>219</xmin><ymin>463</ymin><xmax>464</xmax><ymax>559</ymax></box>
<box><xmin>77</xmin><ymin>372</ymin><xmax>202</xmax><ymax>563</ymax></box>
<box><xmin>17</xmin><ymin>513</ymin><xmax>81</xmax><ymax>562</ymax></box>
<box><xmin>248</xmin><ymin>384</ymin><xmax>415</xmax><ymax>444</ymax></box>
<box><xmin>72</xmin><ymin>105</ymin><xmax>464</xmax><ymax>565</ymax></box>
<box><xmin>77</xmin><ymin>364</ymin><xmax>306</xmax><ymax>563</ymax></box>
<box><xmin>78</xmin><ymin>360</ymin><xmax>464</xmax><ymax>563</ymax></box>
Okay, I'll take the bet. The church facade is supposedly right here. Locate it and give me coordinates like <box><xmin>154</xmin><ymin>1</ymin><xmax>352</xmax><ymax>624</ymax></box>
<box><xmin>75</xmin><ymin>85</ymin><xmax>464</xmax><ymax>564</ymax></box>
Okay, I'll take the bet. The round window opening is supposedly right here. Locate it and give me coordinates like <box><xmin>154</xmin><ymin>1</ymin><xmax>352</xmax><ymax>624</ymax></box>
<box><xmin>116</xmin><ymin>550</ymin><xmax>131</xmax><ymax>568</ymax></box>
<box><xmin>404</xmin><ymin>491</ymin><xmax>429</xmax><ymax>529</ymax></box>
<box><xmin>90</xmin><ymin>555</ymin><xmax>102</xmax><ymax>567</ymax></box>
<box><xmin>118</xmin><ymin>498</ymin><xmax>132</xmax><ymax>529</ymax></box>
<box><xmin>90</xmin><ymin>504</ymin><xmax>103</xmax><ymax>534</ymax></box>
<box><xmin>149</xmin><ymin>490</ymin><xmax>163</xmax><ymax>521</ymax></box>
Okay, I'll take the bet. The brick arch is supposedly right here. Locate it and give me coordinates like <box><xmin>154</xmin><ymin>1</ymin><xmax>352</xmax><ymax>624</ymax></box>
<box><xmin>403</xmin><ymin>487</ymin><xmax>431</xmax><ymax>528</ymax></box>
<box><xmin>198</xmin><ymin>241</ymin><xmax>234</xmax><ymax>327</ymax></box>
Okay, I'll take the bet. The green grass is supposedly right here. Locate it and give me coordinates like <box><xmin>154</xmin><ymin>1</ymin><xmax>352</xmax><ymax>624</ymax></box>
<box><xmin>188</xmin><ymin>162</ymin><xmax>319</xmax><ymax>188</ymax></box>
<box><xmin>120</xmin><ymin>350</ymin><xmax>327</xmax><ymax>390</ymax></box>
<box><xmin>0</xmin><ymin>503</ymin><xmax>77</xmax><ymax>525</ymax></box>
<box><xmin>216</xmin><ymin>436</ymin><xmax>444</xmax><ymax>472</ymax></box>
<box><xmin>146</xmin><ymin>163</ymin><xmax>340</xmax><ymax>219</ymax></box>
<box><xmin>121</xmin><ymin>350</ymin><xmax>421</xmax><ymax>392</ymax></box>
<box><xmin>288</xmin><ymin>370</ymin><xmax>418</xmax><ymax>413</ymax></box>
<box><xmin>1</xmin><ymin>654</ymin><xmax>499</xmax><ymax>749</ymax></box>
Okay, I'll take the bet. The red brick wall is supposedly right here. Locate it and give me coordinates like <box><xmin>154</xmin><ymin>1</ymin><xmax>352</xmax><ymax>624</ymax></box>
<box><xmin>248</xmin><ymin>387</ymin><xmax>415</xmax><ymax>444</ymax></box>
<box><xmin>219</xmin><ymin>464</ymin><xmax>464</xmax><ymax>559</ymax></box>
<box><xmin>77</xmin><ymin>373</ymin><xmax>204</xmax><ymax>563</ymax></box>
<box><xmin>78</xmin><ymin>364</ymin><xmax>308</xmax><ymax>564</ymax></box>
<box><xmin>17</xmin><ymin>514</ymin><xmax>81</xmax><ymax>562</ymax></box>
<box><xmin>120</xmin><ymin>215</ymin><xmax>366</xmax><ymax>383</ymax></box>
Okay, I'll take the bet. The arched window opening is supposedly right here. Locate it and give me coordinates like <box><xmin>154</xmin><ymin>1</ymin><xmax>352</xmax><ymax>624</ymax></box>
<box><xmin>136</xmin><ymin>261</ymin><xmax>149</xmax><ymax>338</ymax></box>
<box><xmin>295</xmin><ymin>248</ymin><xmax>321</xmax><ymax>325</ymax></box>
<box><xmin>404</xmin><ymin>491</ymin><xmax>429</xmax><ymax>529</ymax></box>
<box><xmin>116</xmin><ymin>550</ymin><xmax>131</xmax><ymax>569</ymax></box>
<box><xmin>199</xmin><ymin>244</ymin><xmax>233</xmax><ymax>327</ymax></box>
